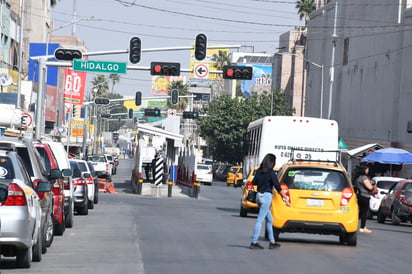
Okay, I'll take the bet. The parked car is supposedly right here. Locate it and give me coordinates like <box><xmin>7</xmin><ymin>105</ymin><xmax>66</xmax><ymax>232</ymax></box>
<box><xmin>86</xmin><ymin>161</ymin><xmax>99</xmax><ymax>204</ymax></box>
<box><xmin>0</xmin><ymin>150</ymin><xmax>51</xmax><ymax>268</ymax></box>
<box><xmin>34</xmin><ymin>141</ymin><xmax>68</xmax><ymax>237</ymax></box>
<box><xmin>195</xmin><ymin>163</ymin><xmax>213</xmax><ymax>185</ymax></box>
<box><xmin>74</xmin><ymin>159</ymin><xmax>95</xmax><ymax>209</ymax></box>
<box><xmin>69</xmin><ymin>160</ymin><xmax>89</xmax><ymax>215</ymax></box>
<box><xmin>369</xmin><ymin>176</ymin><xmax>405</xmax><ymax>219</ymax></box>
<box><xmin>45</xmin><ymin>141</ymin><xmax>74</xmax><ymax>228</ymax></box>
<box><xmin>377</xmin><ymin>180</ymin><xmax>412</xmax><ymax>225</ymax></box>
<box><xmin>226</xmin><ymin>165</ymin><xmax>243</xmax><ymax>187</ymax></box>
<box><xmin>0</xmin><ymin>137</ymin><xmax>56</xmax><ymax>253</ymax></box>
<box><xmin>87</xmin><ymin>154</ymin><xmax>112</xmax><ymax>180</ymax></box>
<box><xmin>271</xmin><ymin>153</ymin><xmax>359</xmax><ymax>246</ymax></box>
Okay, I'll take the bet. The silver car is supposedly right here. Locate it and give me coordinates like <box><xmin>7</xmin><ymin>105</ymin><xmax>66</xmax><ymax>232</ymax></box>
<box><xmin>0</xmin><ymin>150</ymin><xmax>51</xmax><ymax>268</ymax></box>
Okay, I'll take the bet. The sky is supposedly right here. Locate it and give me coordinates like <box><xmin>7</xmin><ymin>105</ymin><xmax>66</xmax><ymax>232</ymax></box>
<box><xmin>50</xmin><ymin>0</ymin><xmax>303</xmax><ymax>97</ymax></box>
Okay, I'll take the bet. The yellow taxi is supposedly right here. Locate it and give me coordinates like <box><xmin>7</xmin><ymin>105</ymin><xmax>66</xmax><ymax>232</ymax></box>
<box><xmin>239</xmin><ymin>166</ymin><xmax>259</xmax><ymax>217</ymax></box>
<box><xmin>226</xmin><ymin>166</ymin><xmax>243</xmax><ymax>187</ymax></box>
<box><xmin>270</xmin><ymin>155</ymin><xmax>359</xmax><ymax>246</ymax></box>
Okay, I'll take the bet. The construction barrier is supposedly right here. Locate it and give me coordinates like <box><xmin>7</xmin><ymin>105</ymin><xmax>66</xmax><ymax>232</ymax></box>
<box><xmin>98</xmin><ymin>178</ymin><xmax>109</xmax><ymax>192</ymax></box>
<box><xmin>104</xmin><ymin>182</ymin><xmax>117</xmax><ymax>193</ymax></box>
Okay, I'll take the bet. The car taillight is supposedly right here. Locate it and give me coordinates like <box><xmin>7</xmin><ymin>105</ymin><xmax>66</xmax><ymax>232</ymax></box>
<box><xmin>63</xmin><ymin>177</ymin><xmax>70</xmax><ymax>190</ymax></box>
<box><xmin>73</xmin><ymin>179</ymin><xmax>86</xmax><ymax>186</ymax></box>
<box><xmin>340</xmin><ymin>187</ymin><xmax>354</xmax><ymax>206</ymax></box>
<box><xmin>247</xmin><ymin>181</ymin><xmax>253</xmax><ymax>190</ymax></box>
<box><xmin>2</xmin><ymin>183</ymin><xmax>27</xmax><ymax>206</ymax></box>
<box><xmin>400</xmin><ymin>194</ymin><xmax>412</xmax><ymax>206</ymax></box>
<box><xmin>106</xmin><ymin>163</ymin><xmax>109</xmax><ymax>171</ymax></box>
<box><xmin>280</xmin><ymin>184</ymin><xmax>290</xmax><ymax>203</ymax></box>
<box><xmin>87</xmin><ymin>178</ymin><xmax>94</xmax><ymax>185</ymax></box>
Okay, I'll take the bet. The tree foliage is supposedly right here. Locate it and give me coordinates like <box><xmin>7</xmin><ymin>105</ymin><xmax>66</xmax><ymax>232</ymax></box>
<box><xmin>296</xmin><ymin>0</ymin><xmax>316</xmax><ymax>27</ymax></box>
<box><xmin>199</xmin><ymin>90</ymin><xmax>294</xmax><ymax>163</ymax></box>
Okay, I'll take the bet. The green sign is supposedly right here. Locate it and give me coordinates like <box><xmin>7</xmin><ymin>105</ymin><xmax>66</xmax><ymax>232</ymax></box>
<box><xmin>338</xmin><ymin>139</ymin><xmax>348</xmax><ymax>150</ymax></box>
<box><xmin>73</xmin><ymin>59</ymin><xmax>127</xmax><ymax>74</ymax></box>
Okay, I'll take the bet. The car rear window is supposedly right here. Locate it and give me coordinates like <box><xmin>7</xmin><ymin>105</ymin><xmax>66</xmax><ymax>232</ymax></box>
<box><xmin>0</xmin><ymin>156</ymin><xmax>15</xmax><ymax>179</ymax></box>
<box><xmin>282</xmin><ymin>168</ymin><xmax>349</xmax><ymax>191</ymax></box>
<box><xmin>77</xmin><ymin>162</ymin><xmax>88</xmax><ymax>172</ymax></box>
<box><xmin>197</xmin><ymin>165</ymin><xmax>211</xmax><ymax>170</ymax></box>
<box><xmin>377</xmin><ymin>180</ymin><xmax>399</xmax><ymax>190</ymax></box>
<box><xmin>88</xmin><ymin>156</ymin><xmax>105</xmax><ymax>162</ymax></box>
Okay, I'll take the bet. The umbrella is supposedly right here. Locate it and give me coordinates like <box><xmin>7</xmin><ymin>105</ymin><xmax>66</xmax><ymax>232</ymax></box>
<box><xmin>361</xmin><ymin>147</ymin><xmax>412</xmax><ymax>165</ymax></box>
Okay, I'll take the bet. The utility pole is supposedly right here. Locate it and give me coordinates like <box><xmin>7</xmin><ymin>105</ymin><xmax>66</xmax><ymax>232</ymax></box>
<box><xmin>328</xmin><ymin>1</ymin><xmax>338</xmax><ymax>120</ymax></box>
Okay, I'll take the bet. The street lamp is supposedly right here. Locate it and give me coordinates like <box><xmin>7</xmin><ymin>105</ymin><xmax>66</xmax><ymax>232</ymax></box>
<box><xmin>275</xmin><ymin>52</ymin><xmax>324</xmax><ymax>118</ymax></box>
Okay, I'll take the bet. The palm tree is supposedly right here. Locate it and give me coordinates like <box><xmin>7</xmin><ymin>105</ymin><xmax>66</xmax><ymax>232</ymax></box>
<box><xmin>296</xmin><ymin>0</ymin><xmax>316</xmax><ymax>27</ymax></box>
<box><xmin>211</xmin><ymin>50</ymin><xmax>230</xmax><ymax>97</ymax></box>
<box><xmin>211</xmin><ymin>50</ymin><xmax>230</xmax><ymax>71</ymax></box>
<box><xmin>91</xmin><ymin>75</ymin><xmax>110</xmax><ymax>97</ymax></box>
<box><xmin>167</xmin><ymin>80</ymin><xmax>189</xmax><ymax>111</ymax></box>
<box><xmin>109</xmin><ymin>74</ymin><xmax>121</xmax><ymax>93</ymax></box>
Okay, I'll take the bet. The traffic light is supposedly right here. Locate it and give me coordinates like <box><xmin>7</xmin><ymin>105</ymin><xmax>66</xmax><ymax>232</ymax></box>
<box><xmin>144</xmin><ymin>108</ymin><xmax>161</xmax><ymax>117</ymax></box>
<box><xmin>135</xmin><ymin>91</ymin><xmax>142</xmax><ymax>106</ymax></box>
<box><xmin>54</xmin><ymin>48</ymin><xmax>82</xmax><ymax>61</ymax></box>
<box><xmin>128</xmin><ymin>108</ymin><xmax>134</xmax><ymax>119</ymax></box>
<box><xmin>183</xmin><ymin>111</ymin><xmax>199</xmax><ymax>119</ymax></box>
<box><xmin>170</xmin><ymin>89</ymin><xmax>179</xmax><ymax>105</ymax></box>
<box><xmin>129</xmin><ymin>36</ymin><xmax>141</xmax><ymax>64</ymax></box>
<box><xmin>150</xmin><ymin>62</ymin><xmax>180</xmax><ymax>76</ymax></box>
<box><xmin>94</xmin><ymin>97</ymin><xmax>110</xmax><ymax>105</ymax></box>
<box><xmin>222</xmin><ymin>66</ymin><xmax>253</xmax><ymax>80</ymax></box>
<box><xmin>194</xmin><ymin>33</ymin><xmax>207</xmax><ymax>61</ymax></box>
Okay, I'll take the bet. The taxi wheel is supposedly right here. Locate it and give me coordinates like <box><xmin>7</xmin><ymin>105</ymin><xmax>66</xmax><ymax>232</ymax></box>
<box><xmin>340</xmin><ymin>232</ymin><xmax>357</xmax><ymax>246</ymax></box>
<box><xmin>391</xmin><ymin>209</ymin><xmax>401</xmax><ymax>225</ymax></box>
<box><xmin>240</xmin><ymin>205</ymin><xmax>247</xmax><ymax>217</ymax></box>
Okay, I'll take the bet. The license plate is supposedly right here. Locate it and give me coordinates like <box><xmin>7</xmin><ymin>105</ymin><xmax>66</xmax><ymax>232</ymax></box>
<box><xmin>306</xmin><ymin>199</ymin><xmax>324</xmax><ymax>207</ymax></box>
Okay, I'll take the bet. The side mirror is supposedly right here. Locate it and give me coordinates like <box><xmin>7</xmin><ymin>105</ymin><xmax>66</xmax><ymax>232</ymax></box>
<box><xmin>49</xmin><ymin>168</ymin><xmax>61</xmax><ymax>180</ymax></box>
<box><xmin>0</xmin><ymin>184</ymin><xmax>9</xmax><ymax>203</ymax></box>
<box><xmin>37</xmin><ymin>181</ymin><xmax>52</xmax><ymax>193</ymax></box>
<box><xmin>83</xmin><ymin>173</ymin><xmax>91</xmax><ymax>179</ymax></box>
<box><xmin>62</xmin><ymin>168</ymin><xmax>73</xmax><ymax>177</ymax></box>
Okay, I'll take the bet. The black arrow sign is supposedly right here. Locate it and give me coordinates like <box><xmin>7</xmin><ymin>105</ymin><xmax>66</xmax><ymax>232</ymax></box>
<box><xmin>197</xmin><ymin>66</ymin><xmax>206</xmax><ymax>75</ymax></box>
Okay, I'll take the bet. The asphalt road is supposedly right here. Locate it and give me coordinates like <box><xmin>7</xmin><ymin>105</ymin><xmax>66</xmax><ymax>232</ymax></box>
<box><xmin>2</xmin><ymin>158</ymin><xmax>411</xmax><ymax>274</ymax></box>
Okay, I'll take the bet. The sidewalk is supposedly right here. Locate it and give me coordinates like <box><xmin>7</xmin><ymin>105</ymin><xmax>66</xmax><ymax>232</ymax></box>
<box><xmin>140</xmin><ymin>182</ymin><xmax>192</xmax><ymax>198</ymax></box>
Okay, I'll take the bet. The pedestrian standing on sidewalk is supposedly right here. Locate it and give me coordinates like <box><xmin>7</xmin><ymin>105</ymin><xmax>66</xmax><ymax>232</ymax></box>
<box><xmin>354</xmin><ymin>164</ymin><xmax>375</xmax><ymax>233</ymax></box>
<box><xmin>250</xmin><ymin>153</ymin><xmax>290</xmax><ymax>250</ymax></box>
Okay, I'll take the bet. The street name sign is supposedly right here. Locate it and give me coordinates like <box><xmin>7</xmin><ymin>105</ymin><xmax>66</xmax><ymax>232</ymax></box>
<box><xmin>73</xmin><ymin>59</ymin><xmax>127</xmax><ymax>74</ymax></box>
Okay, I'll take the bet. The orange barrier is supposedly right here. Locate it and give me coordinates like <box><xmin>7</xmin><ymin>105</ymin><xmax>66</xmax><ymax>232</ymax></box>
<box><xmin>98</xmin><ymin>178</ymin><xmax>109</xmax><ymax>192</ymax></box>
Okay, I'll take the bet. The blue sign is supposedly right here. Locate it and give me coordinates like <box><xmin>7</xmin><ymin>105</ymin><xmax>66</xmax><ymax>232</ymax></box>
<box><xmin>28</xmin><ymin>43</ymin><xmax>60</xmax><ymax>86</ymax></box>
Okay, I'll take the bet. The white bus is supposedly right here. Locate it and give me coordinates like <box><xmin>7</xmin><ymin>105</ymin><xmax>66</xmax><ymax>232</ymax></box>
<box><xmin>243</xmin><ymin>116</ymin><xmax>339</xmax><ymax>177</ymax></box>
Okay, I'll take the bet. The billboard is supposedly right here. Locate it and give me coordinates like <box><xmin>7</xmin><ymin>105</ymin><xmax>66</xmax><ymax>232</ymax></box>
<box><xmin>151</xmin><ymin>76</ymin><xmax>186</xmax><ymax>95</ymax></box>
<box><xmin>63</xmin><ymin>67</ymin><xmax>87</xmax><ymax>105</ymax></box>
<box><xmin>237</xmin><ymin>64</ymin><xmax>272</xmax><ymax>97</ymax></box>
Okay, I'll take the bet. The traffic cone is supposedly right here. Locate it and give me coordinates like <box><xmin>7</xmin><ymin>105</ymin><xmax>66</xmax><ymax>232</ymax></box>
<box><xmin>105</xmin><ymin>182</ymin><xmax>117</xmax><ymax>193</ymax></box>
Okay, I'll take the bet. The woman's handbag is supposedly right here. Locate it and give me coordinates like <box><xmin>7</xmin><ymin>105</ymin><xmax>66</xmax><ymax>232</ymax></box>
<box><xmin>246</xmin><ymin>189</ymin><xmax>257</xmax><ymax>203</ymax></box>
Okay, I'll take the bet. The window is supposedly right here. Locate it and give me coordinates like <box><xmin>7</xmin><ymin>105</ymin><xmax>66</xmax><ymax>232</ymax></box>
<box><xmin>283</xmin><ymin>168</ymin><xmax>347</xmax><ymax>191</ymax></box>
<box><xmin>343</xmin><ymin>38</ymin><xmax>349</xmax><ymax>65</ymax></box>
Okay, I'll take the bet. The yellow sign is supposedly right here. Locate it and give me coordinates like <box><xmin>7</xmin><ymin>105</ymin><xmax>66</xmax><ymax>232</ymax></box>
<box><xmin>70</xmin><ymin>119</ymin><xmax>84</xmax><ymax>138</ymax></box>
<box><xmin>124</xmin><ymin>100</ymin><xmax>139</xmax><ymax>110</ymax></box>
<box><xmin>189</xmin><ymin>46</ymin><xmax>228</xmax><ymax>80</ymax></box>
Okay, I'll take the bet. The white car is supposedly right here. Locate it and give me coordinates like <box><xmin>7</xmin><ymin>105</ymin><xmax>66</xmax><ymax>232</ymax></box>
<box><xmin>74</xmin><ymin>159</ymin><xmax>95</xmax><ymax>210</ymax></box>
<box><xmin>87</xmin><ymin>155</ymin><xmax>112</xmax><ymax>181</ymax></box>
<box><xmin>195</xmin><ymin>163</ymin><xmax>213</xmax><ymax>185</ymax></box>
<box><xmin>369</xmin><ymin>176</ymin><xmax>405</xmax><ymax>218</ymax></box>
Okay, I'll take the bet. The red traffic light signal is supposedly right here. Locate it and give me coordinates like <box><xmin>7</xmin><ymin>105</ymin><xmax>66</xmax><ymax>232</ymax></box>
<box><xmin>135</xmin><ymin>91</ymin><xmax>142</xmax><ymax>106</ymax></box>
<box><xmin>170</xmin><ymin>89</ymin><xmax>179</xmax><ymax>105</ymax></box>
<box><xmin>195</xmin><ymin>33</ymin><xmax>207</xmax><ymax>61</ymax></box>
<box><xmin>129</xmin><ymin>37</ymin><xmax>141</xmax><ymax>64</ymax></box>
<box><xmin>54</xmin><ymin>48</ymin><xmax>82</xmax><ymax>61</ymax></box>
<box><xmin>222</xmin><ymin>66</ymin><xmax>253</xmax><ymax>80</ymax></box>
<box><xmin>150</xmin><ymin>62</ymin><xmax>180</xmax><ymax>76</ymax></box>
